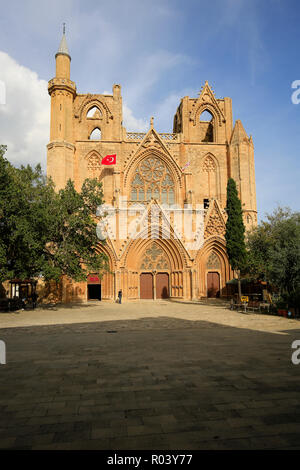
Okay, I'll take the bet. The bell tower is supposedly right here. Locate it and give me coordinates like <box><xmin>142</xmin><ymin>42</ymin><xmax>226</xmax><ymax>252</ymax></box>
<box><xmin>47</xmin><ymin>25</ymin><xmax>77</xmax><ymax>190</ymax></box>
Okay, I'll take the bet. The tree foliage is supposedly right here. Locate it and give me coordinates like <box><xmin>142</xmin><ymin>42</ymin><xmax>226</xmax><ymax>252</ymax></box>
<box><xmin>225</xmin><ymin>178</ymin><xmax>247</xmax><ymax>272</ymax></box>
<box><xmin>246</xmin><ymin>207</ymin><xmax>300</xmax><ymax>305</ymax></box>
<box><xmin>0</xmin><ymin>145</ymin><xmax>108</xmax><ymax>283</ymax></box>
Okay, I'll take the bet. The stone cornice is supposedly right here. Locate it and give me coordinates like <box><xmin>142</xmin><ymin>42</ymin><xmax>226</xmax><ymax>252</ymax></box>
<box><xmin>48</xmin><ymin>78</ymin><xmax>76</xmax><ymax>96</ymax></box>
<box><xmin>47</xmin><ymin>140</ymin><xmax>75</xmax><ymax>151</ymax></box>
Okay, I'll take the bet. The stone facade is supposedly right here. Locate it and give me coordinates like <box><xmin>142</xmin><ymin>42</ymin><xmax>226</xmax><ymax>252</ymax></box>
<box><xmin>47</xmin><ymin>32</ymin><xmax>257</xmax><ymax>303</ymax></box>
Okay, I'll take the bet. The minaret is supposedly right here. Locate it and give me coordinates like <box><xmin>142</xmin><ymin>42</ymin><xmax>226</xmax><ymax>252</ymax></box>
<box><xmin>47</xmin><ymin>25</ymin><xmax>76</xmax><ymax>190</ymax></box>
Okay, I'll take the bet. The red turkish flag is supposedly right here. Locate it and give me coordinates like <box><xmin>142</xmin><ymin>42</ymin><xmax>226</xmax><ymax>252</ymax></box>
<box><xmin>101</xmin><ymin>154</ymin><xmax>116</xmax><ymax>165</ymax></box>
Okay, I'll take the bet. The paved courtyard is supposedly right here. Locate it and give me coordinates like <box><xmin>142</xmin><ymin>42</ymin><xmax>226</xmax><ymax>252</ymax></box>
<box><xmin>0</xmin><ymin>299</ymin><xmax>300</xmax><ymax>450</ymax></box>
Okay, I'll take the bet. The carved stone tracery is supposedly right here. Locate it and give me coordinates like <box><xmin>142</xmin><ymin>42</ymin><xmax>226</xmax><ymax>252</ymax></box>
<box><xmin>206</xmin><ymin>252</ymin><xmax>221</xmax><ymax>269</ymax></box>
<box><xmin>140</xmin><ymin>243</ymin><xmax>170</xmax><ymax>270</ymax></box>
<box><xmin>202</xmin><ymin>155</ymin><xmax>216</xmax><ymax>172</ymax></box>
<box><xmin>77</xmin><ymin>95</ymin><xmax>112</xmax><ymax>123</ymax></box>
<box><xmin>205</xmin><ymin>204</ymin><xmax>226</xmax><ymax>238</ymax></box>
<box><xmin>130</xmin><ymin>156</ymin><xmax>175</xmax><ymax>204</ymax></box>
<box><xmin>142</xmin><ymin>131</ymin><xmax>161</xmax><ymax>149</ymax></box>
<box><xmin>86</xmin><ymin>153</ymin><xmax>101</xmax><ymax>178</ymax></box>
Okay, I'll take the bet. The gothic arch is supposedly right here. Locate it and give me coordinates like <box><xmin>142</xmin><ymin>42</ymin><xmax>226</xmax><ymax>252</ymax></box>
<box><xmin>200</xmin><ymin>152</ymin><xmax>221</xmax><ymax>200</ymax></box>
<box><xmin>195</xmin><ymin>236</ymin><xmax>227</xmax><ymax>266</ymax></box>
<box><xmin>87</xmin><ymin>106</ymin><xmax>102</xmax><ymax>119</ymax></box>
<box><xmin>244</xmin><ymin>212</ymin><xmax>253</xmax><ymax>226</ymax></box>
<box><xmin>122</xmin><ymin>227</ymin><xmax>188</xmax><ymax>272</ymax></box>
<box><xmin>129</xmin><ymin>155</ymin><xmax>175</xmax><ymax>204</ymax></box>
<box><xmin>122</xmin><ymin>235</ymin><xmax>188</xmax><ymax>299</ymax></box>
<box><xmin>84</xmin><ymin>150</ymin><xmax>102</xmax><ymax>178</ymax></box>
<box><xmin>139</xmin><ymin>242</ymin><xmax>171</xmax><ymax>271</ymax></box>
<box><xmin>94</xmin><ymin>241</ymin><xmax>117</xmax><ymax>271</ymax></box>
<box><xmin>124</xmin><ymin>149</ymin><xmax>183</xmax><ymax>205</ymax></box>
<box><xmin>206</xmin><ymin>251</ymin><xmax>221</xmax><ymax>270</ymax></box>
<box><xmin>195</xmin><ymin>237</ymin><xmax>232</xmax><ymax>297</ymax></box>
<box><xmin>194</xmin><ymin>102</ymin><xmax>224</xmax><ymax>127</ymax></box>
<box><xmin>89</xmin><ymin>127</ymin><xmax>101</xmax><ymax>140</ymax></box>
<box><xmin>201</xmin><ymin>152</ymin><xmax>219</xmax><ymax>170</ymax></box>
<box><xmin>78</xmin><ymin>96</ymin><xmax>112</xmax><ymax>123</ymax></box>
<box><xmin>84</xmin><ymin>149</ymin><xmax>102</xmax><ymax>161</ymax></box>
<box><xmin>124</xmin><ymin>148</ymin><xmax>182</xmax><ymax>188</ymax></box>
<box><xmin>94</xmin><ymin>242</ymin><xmax>116</xmax><ymax>300</ymax></box>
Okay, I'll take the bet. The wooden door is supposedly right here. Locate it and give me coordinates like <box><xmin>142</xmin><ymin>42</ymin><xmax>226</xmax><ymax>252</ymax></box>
<box><xmin>156</xmin><ymin>273</ymin><xmax>169</xmax><ymax>299</ymax></box>
<box><xmin>207</xmin><ymin>272</ymin><xmax>220</xmax><ymax>298</ymax></box>
<box><xmin>140</xmin><ymin>273</ymin><xmax>153</xmax><ymax>299</ymax></box>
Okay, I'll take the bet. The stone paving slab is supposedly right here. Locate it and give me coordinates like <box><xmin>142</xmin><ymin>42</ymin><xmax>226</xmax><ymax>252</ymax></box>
<box><xmin>0</xmin><ymin>301</ymin><xmax>300</xmax><ymax>449</ymax></box>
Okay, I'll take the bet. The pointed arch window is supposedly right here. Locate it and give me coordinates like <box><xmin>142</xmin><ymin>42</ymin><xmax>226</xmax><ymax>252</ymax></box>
<box><xmin>246</xmin><ymin>214</ymin><xmax>253</xmax><ymax>225</ymax></box>
<box><xmin>130</xmin><ymin>156</ymin><xmax>175</xmax><ymax>204</ymax></box>
<box><xmin>89</xmin><ymin>128</ymin><xmax>101</xmax><ymax>140</ymax></box>
<box><xmin>199</xmin><ymin>109</ymin><xmax>214</xmax><ymax>142</ymax></box>
<box><xmin>87</xmin><ymin>106</ymin><xmax>102</xmax><ymax>119</ymax></box>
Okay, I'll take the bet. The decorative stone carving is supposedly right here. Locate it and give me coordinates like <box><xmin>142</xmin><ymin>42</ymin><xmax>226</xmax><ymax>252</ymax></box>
<box><xmin>206</xmin><ymin>252</ymin><xmax>221</xmax><ymax>269</ymax></box>
<box><xmin>202</xmin><ymin>155</ymin><xmax>216</xmax><ymax>172</ymax></box>
<box><xmin>87</xmin><ymin>153</ymin><xmax>101</xmax><ymax>177</ymax></box>
<box><xmin>142</xmin><ymin>131</ymin><xmax>161</xmax><ymax>149</ymax></box>
<box><xmin>204</xmin><ymin>204</ymin><xmax>226</xmax><ymax>238</ymax></box>
<box><xmin>130</xmin><ymin>156</ymin><xmax>175</xmax><ymax>204</ymax></box>
<box><xmin>77</xmin><ymin>95</ymin><xmax>112</xmax><ymax>123</ymax></box>
<box><xmin>140</xmin><ymin>243</ymin><xmax>170</xmax><ymax>270</ymax></box>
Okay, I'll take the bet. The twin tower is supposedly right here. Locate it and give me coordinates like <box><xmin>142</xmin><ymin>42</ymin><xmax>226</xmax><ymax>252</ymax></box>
<box><xmin>47</xmin><ymin>30</ymin><xmax>257</xmax><ymax>303</ymax></box>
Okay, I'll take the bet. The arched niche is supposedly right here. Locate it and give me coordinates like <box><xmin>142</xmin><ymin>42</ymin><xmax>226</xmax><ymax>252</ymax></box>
<box><xmin>89</xmin><ymin>127</ymin><xmax>101</xmax><ymax>140</ymax></box>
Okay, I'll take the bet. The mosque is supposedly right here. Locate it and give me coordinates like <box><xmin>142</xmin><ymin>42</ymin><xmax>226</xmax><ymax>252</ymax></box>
<box><xmin>46</xmin><ymin>30</ymin><xmax>257</xmax><ymax>303</ymax></box>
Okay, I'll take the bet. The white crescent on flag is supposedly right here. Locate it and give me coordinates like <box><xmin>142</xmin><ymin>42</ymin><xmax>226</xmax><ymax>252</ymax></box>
<box><xmin>101</xmin><ymin>154</ymin><xmax>116</xmax><ymax>165</ymax></box>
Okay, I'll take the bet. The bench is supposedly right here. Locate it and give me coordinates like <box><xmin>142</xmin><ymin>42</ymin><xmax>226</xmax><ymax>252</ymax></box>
<box><xmin>230</xmin><ymin>302</ymin><xmax>248</xmax><ymax>313</ymax></box>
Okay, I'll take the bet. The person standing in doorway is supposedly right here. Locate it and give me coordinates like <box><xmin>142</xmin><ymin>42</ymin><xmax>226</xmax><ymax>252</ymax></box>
<box><xmin>118</xmin><ymin>290</ymin><xmax>122</xmax><ymax>304</ymax></box>
<box><xmin>32</xmin><ymin>292</ymin><xmax>38</xmax><ymax>310</ymax></box>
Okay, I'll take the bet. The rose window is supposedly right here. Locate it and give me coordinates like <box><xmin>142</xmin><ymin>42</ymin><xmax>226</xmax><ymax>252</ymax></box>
<box><xmin>130</xmin><ymin>156</ymin><xmax>175</xmax><ymax>204</ymax></box>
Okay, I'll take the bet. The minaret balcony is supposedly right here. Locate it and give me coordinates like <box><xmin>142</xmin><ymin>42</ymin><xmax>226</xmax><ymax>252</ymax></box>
<box><xmin>48</xmin><ymin>77</ymin><xmax>76</xmax><ymax>96</ymax></box>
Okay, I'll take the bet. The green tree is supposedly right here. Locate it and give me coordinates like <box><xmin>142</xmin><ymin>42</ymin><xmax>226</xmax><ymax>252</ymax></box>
<box><xmin>42</xmin><ymin>178</ymin><xmax>109</xmax><ymax>282</ymax></box>
<box><xmin>0</xmin><ymin>145</ymin><xmax>108</xmax><ymax>284</ymax></box>
<box><xmin>0</xmin><ymin>145</ymin><xmax>12</xmax><ymax>280</ymax></box>
<box><xmin>225</xmin><ymin>178</ymin><xmax>247</xmax><ymax>300</ymax></box>
<box><xmin>247</xmin><ymin>207</ymin><xmax>300</xmax><ymax>308</ymax></box>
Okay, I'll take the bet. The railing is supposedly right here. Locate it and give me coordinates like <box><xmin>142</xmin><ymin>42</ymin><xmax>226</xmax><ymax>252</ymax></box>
<box><xmin>126</xmin><ymin>133</ymin><xmax>146</xmax><ymax>140</ymax></box>
<box><xmin>126</xmin><ymin>132</ymin><xmax>178</xmax><ymax>141</ymax></box>
<box><xmin>159</xmin><ymin>133</ymin><xmax>178</xmax><ymax>141</ymax></box>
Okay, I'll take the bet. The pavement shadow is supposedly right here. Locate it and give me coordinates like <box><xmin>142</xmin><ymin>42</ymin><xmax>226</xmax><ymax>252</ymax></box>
<box><xmin>1</xmin><ymin>315</ymin><xmax>300</xmax><ymax>450</ymax></box>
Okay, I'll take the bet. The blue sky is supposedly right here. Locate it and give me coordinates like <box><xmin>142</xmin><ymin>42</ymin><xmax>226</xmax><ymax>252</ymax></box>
<box><xmin>0</xmin><ymin>0</ymin><xmax>299</xmax><ymax>220</ymax></box>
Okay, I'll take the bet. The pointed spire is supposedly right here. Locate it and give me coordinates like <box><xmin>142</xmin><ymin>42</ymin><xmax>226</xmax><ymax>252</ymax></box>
<box><xmin>56</xmin><ymin>23</ymin><xmax>71</xmax><ymax>60</ymax></box>
<box><xmin>231</xmin><ymin>119</ymin><xmax>249</xmax><ymax>144</ymax></box>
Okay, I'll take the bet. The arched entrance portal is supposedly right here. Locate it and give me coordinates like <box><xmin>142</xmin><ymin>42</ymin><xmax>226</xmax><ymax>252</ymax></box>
<box><xmin>125</xmin><ymin>236</ymin><xmax>187</xmax><ymax>300</ymax></box>
<box><xmin>139</xmin><ymin>243</ymin><xmax>170</xmax><ymax>300</ymax></box>
<box><xmin>207</xmin><ymin>272</ymin><xmax>220</xmax><ymax>298</ymax></box>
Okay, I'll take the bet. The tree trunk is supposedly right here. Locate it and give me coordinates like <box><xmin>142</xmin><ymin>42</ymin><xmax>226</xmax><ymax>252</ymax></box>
<box><xmin>237</xmin><ymin>270</ymin><xmax>242</xmax><ymax>301</ymax></box>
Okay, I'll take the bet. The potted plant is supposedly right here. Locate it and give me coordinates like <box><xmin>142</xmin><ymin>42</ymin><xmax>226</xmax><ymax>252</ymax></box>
<box><xmin>276</xmin><ymin>298</ymin><xmax>288</xmax><ymax>317</ymax></box>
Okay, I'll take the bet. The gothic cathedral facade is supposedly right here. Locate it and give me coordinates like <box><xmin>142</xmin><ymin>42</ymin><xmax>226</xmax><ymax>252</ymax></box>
<box><xmin>47</xmin><ymin>32</ymin><xmax>257</xmax><ymax>303</ymax></box>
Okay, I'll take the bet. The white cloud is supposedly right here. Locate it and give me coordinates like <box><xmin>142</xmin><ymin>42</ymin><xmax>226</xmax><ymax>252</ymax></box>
<box><xmin>152</xmin><ymin>88</ymin><xmax>194</xmax><ymax>132</ymax></box>
<box><xmin>0</xmin><ymin>51</ymin><xmax>152</xmax><ymax>170</ymax></box>
<box><xmin>123</xmin><ymin>103</ymin><xmax>148</xmax><ymax>132</ymax></box>
<box><xmin>0</xmin><ymin>51</ymin><xmax>50</xmax><ymax>170</ymax></box>
<box><xmin>125</xmin><ymin>51</ymin><xmax>192</xmax><ymax>106</ymax></box>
